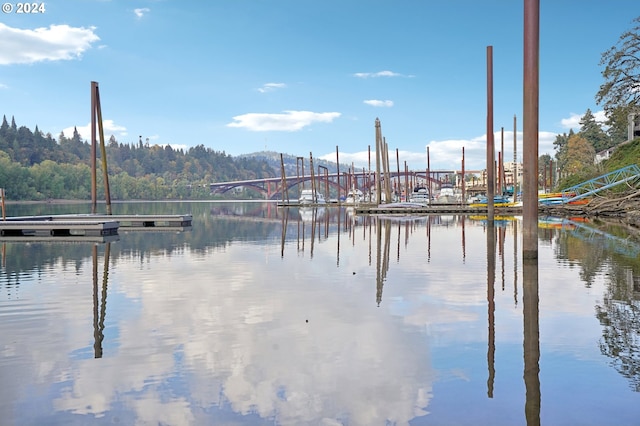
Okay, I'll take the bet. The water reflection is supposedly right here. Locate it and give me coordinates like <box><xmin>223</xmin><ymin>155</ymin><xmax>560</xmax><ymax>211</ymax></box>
<box><xmin>1</xmin><ymin>202</ymin><xmax>640</xmax><ymax>425</ymax></box>
<box><xmin>92</xmin><ymin>243</ymin><xmax>110</xmax><ymax>359</ymax></box>
<box><xmin>523</xmin><ymin>258</ymin><xmax>540</xmax><ymax>426</ymax></box>
<box><xmin>487</xmin><ymin>221</ymin><xmax>496</xmax><ymax>399</ymax></box>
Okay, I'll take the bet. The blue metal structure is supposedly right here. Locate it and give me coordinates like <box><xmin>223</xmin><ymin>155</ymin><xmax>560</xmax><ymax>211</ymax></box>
<box><xmin>560</xmin><ymin>164</ymin><xmax>640</xmax><ymax>203</ymax></box>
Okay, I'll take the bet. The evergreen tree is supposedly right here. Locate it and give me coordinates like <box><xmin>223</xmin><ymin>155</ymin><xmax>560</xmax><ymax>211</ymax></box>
<box><xmin>553</xmin><ymin>129</ymin><xmax>574</xmax><ymax>175</ymax></box>
<box><xmin>579</xmin><ymin>109</ymin><xmax>610</xmax><ymax>152</ymax></box>
<box><xmin>0</xmin><ymin>115</ymin><xmax>9</xmax><ymax>137</ymax></box>
<box><xmin>606</xmin><ymin>105</ymin><xmax>636</xmax><ymax>144</ymax></box>
<box><xmin>72</xmin><ymin>126</ymin><xmax>82</xmax><ymax>143</ymax></box>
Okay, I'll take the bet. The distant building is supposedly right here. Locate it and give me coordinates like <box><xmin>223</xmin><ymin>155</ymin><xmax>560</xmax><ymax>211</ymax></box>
<box><xmin>503</xmin><ymin>161</ymin><xmax>523</xmax><ymax>189</ymax></box>
<box><xmin>629</xmin><ymin>113</ymin><xmax>640</xmax><ymax>141</ymax></box>
<box><xmin>595</xmin><ymin>147</ymin><xmax>616</xmax><ymax>164</ymax></box>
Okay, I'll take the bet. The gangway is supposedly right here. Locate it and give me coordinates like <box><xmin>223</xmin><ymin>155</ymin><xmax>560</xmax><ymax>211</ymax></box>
<box><xmin>560</xmin><ymin>164</ymin><xmax>640</xmax><ymax>203</ymax></box>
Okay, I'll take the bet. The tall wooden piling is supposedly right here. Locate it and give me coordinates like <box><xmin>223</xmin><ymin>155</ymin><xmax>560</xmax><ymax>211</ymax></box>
<box><xmin>523</xmin><ymin>0</ymin><xmax>540</xmax><ymax>259</ymax></box>
<box><xmin>336</xmin><ymin>146</ymin><xmax>341</xmax><ymax>201</ymax></box>
<box><xmin>461</xmin><ymin>148</ymin><xmax>466</xmax><ymax>204</ymax></box>
<box><xmin>375</xmin><ymin>119</ymin><xmax>382</xmax><ymax>205</ymax></box>
<box><xmin>382</xmin><ymin>138</ymin><xmax>392</xmax><ymax>203</ymax></box>
<box><xmin>90</xmin><ymin>82</ymin><xmax>112</xmax><ymax>215</ymax></box>
<box><xmin>514</xmin><ymin>115</ymin><xmax>518</xmax><ymax>197</ymax></box>
<box><xmin>427</xmin><ymin>147</ymin><xmax>431</xmax><ymax>205</ymax></box>
<box><xmin>296</xmin><ymin>156</ymin><xmax>304</xmax><ymax>195</ymax></box>
<box><xmin>396</xmin><ymin>148</ymin><xmax>401</xmax><ymax>198</ymax></box>
<box><xmin>309</xmin><ymin>152</ymin><xmax>316</xmax><ymax>201</ymax></box>
<box><xmin>0</xmin><ymin>188</ymin><xmax>5</xmax><ymax>220</ymax></box>
<box><xmin>486</xmin><ymin>46</ymin><xmax>495</xmax><ymax>219</ymax></box>
<box><xmin>280</xmin><ymin>153</ymin><xmax>289</xmax><ymax>203</ymax></box>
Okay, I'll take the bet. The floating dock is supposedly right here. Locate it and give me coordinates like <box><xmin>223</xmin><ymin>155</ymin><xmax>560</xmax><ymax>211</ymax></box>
<box><xmin>0</xmin><ymin>219</ymin><xmax>119</xmax><ymax>238</ymax></box>
<box><xmin>0</xmin><ymin>214</ymin><xmax>193</xmax><ymax>240</ymax></box>
<box><xmin>0</xmin><ymin>234</ymin><xmax>120</xmax><ymax>244</ymax></box>
<box><xmin>276</xmin><ymin>201</ymin><xmax>524</xmax><ymax>215</ymax></box>
<box><xmin>54</xmin><ymin>214</ymin><xmax>193</xmax><ymax>228</ymax></box>
<box><xmin>355</xmin><ymin>204</ymin><xmax>524</xmax><ymax>215</ymax></box>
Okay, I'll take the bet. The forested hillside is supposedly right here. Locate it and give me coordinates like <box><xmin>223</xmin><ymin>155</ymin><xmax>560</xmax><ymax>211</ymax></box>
<box><xmin>0</xmin><ymin>115</ymin><xmax>276</xmax><ymax>200</ymax></box>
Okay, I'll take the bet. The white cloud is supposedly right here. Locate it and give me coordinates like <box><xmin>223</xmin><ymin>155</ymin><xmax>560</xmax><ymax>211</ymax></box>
<box><xmin>62</xmin><ymin>120</ymin><xmax>128</xmax><ymax>141</ymax></box>
<box><xmin>353</xmin><ymin>71</ymin><xmax>414</xmax><ymax>78</ymax></box>
<box><xmin>0</xmin><ymin>83</ymin><xmax>8</xmax><ymax>89</ymax></box>
<box><xmin>363</xmin><ymin>99</ymin><xmax>394</xmax><ymax>107</ymax></box>
<box><xmin>257</xmin><ymin>83</ymin><xmax>286</xmax><ymax>93</ymax></box>
<box><xmin>226</xmin><ymin>110</ymin><xmax>341</xmax><ymax>132</ymax></box>
<box><xmin>560</xmin><ymin>113</ymin><xmax>582</xmax><ymax>130</ymax></box>
<box><xmin>560</xmin><ymin>110</ymin><xmax>607</xmax><ymax>131</ymax></box>
<box><xmin>134</xmin><ymin>8</ymin><xmax>150</xmax><ymax>19</ymax></box>
<box><xmin>593</xmin><ymin>110</ymin><xmax>607</xmax><ymax>124</ymax></box>
<box><xmin>353</xmin><ymin>70</ymin><xmax>407</xmax><ymax>78</ymax></box>
<box><xmin>426</xmin><ymin>131</ymin><xmax>557</xmax><ymax>170</ymax></box>
<box><xmin>0</xmin><ymin>23</ymin><xmax>100</xmax><ymax>65</ymax></box>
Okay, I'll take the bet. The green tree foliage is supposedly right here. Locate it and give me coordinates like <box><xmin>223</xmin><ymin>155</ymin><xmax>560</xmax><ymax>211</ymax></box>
<box><xmin>555</xmin><ymin>134</ymin><xmax>598</xmax><ymax>190</ymax></box>
<box><xmin>553</xmin><ymin>129</ymin><xmax>574</xmax><ymax>174</ymax></box>
<box><xmin>565</xmin><ymin>134</ymin><xmax>596</xmax><ymax>174</ymax></box>
<box><xmin>596</xmin><ymin>16</ymin><xmax>640</xmax><ymax>117</ymax></box>
<box><xmin>579</xmin><ymin>109</ymin><xmax>611</xmax><ymax>152</ymax></box>
<box><xmin>0</xmin><ymin>117</ymin><xmax>277</xmax><ymax>200</ymax></box>
<box><xmin>604</xmin><ymin>105</ymin><xmax>633</xmax><ymax>145</ymax></box>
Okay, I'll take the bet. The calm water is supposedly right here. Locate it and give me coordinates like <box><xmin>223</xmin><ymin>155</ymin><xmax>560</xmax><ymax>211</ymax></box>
<box><xmin>1</xmin><ymin>201</ymin><xmax>639</xmax><ymax>426</ymax></box>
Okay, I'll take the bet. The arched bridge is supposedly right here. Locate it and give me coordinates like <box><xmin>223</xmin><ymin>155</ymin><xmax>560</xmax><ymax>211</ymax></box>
<box><xmin>209</xmin><ymin>170</ymin><xmax>478</xmax><ymax>200</ymax></box>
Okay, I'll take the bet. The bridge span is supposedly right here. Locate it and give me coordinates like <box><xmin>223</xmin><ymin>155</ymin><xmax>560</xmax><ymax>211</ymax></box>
<box><xmin>209</xmin><ymin>169</ymin><xmax>484</xmax><ymax>200</ymax></box>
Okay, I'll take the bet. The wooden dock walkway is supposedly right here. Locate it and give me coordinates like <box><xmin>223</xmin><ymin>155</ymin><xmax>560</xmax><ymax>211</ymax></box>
<box><xmin>355</xmin><ymin>204</ymin><xmax>523</xmax><ymax>215</ymax></box>
<box><xmin>0</xmin><ymin>219</ymin><xmax>119</xmax><ymax>237</ymax></box>
<box><xmin>277</xmin><ymin>201</ymin><xmax>524</xmax><ymax>215</ymax></box>
<box><xmin>0</xmin><ymin>214</ymin><xmax>193</xmax><ymax>240</ymax></box>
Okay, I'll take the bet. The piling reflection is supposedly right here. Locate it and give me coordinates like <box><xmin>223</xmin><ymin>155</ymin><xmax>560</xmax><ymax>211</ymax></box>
<box><xmin>376</xmin><ymin>219</ymin><xmax>391</xmax><ymax>306</ymax></box>
<box><xmin>92</xmin><ymin>243</ymin><xmax>111</xmax><ymax>358</ymax></box>
<box><xmin>486</xmin><ymin>221</ymin><xmax>496</xmax><ymax>398</ymax></box>
<box><xmin>523</xmin><ymin>257</ymin><xmax>540</xmax><ymax>426</ymax></box>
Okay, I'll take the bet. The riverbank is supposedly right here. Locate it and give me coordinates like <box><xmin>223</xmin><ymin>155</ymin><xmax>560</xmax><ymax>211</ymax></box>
<box><xmin>539</xmin><ymin>190</ymin><xmax>640</xmax><ymax>228</ymax></box>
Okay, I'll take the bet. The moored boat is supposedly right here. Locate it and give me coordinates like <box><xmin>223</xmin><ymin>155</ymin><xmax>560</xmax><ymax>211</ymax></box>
<box><xmin>299</xmin><ymin>189</ymin><xmax>326</xmax><ymax>205</ymax></box>
<box><xmin>344</xmin><ymin>188</ymin><xmax>364</xmax><ymax>204</ymax></box>
<box><xmin>435</xmin><ymin>183</ymin><xmax>460</xmax><ymax>203</ymax></box>
<box><xmin>409</xmin><ymin>187</ymin><xmax>430</xmax><ymax>205</ymax></box>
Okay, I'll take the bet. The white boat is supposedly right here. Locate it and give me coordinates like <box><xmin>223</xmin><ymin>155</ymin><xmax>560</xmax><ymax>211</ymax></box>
<box><xmin>435</xmin><ymin>183</ymin><xmax>460</xmax><ymax>203</ymax></box>
<box><xmin>298</xmin><ymin>189</ymin><xmax>326</xmax><ymax>205</ymax></box>
<box><xmin>344</xmin><ymin>188</ymin><xmax>364</xmax><ymax>204</ymax></box>
<box><xmin>409</xmin><ymin>187</ymin><xmax>430</xmax><ymax>205</ymax></box>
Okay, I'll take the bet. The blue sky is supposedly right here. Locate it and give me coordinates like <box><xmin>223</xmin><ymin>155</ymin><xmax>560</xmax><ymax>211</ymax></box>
<box><xmin>0</xmin><ymin>1</ymin><xmax>636</xmax><ymax>171</ymax></box>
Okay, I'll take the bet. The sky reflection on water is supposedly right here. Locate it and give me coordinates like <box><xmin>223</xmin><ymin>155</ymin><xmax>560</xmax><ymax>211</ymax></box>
<box><xmin>1</xmin><ymin>202</ymin><xmax>639</xmax><ymax>425</ymax></box>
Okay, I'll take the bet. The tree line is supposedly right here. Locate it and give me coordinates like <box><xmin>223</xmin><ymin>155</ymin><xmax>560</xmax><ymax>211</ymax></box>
<box><xmin>548</xmin><ymin>16</ymin><xmax>640</xmax><ymax>190</ymax></box>
<box><xmin>0</xmin><ymin>116</ymin><xmax>276</xmax><ymax>201</ymax></box>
